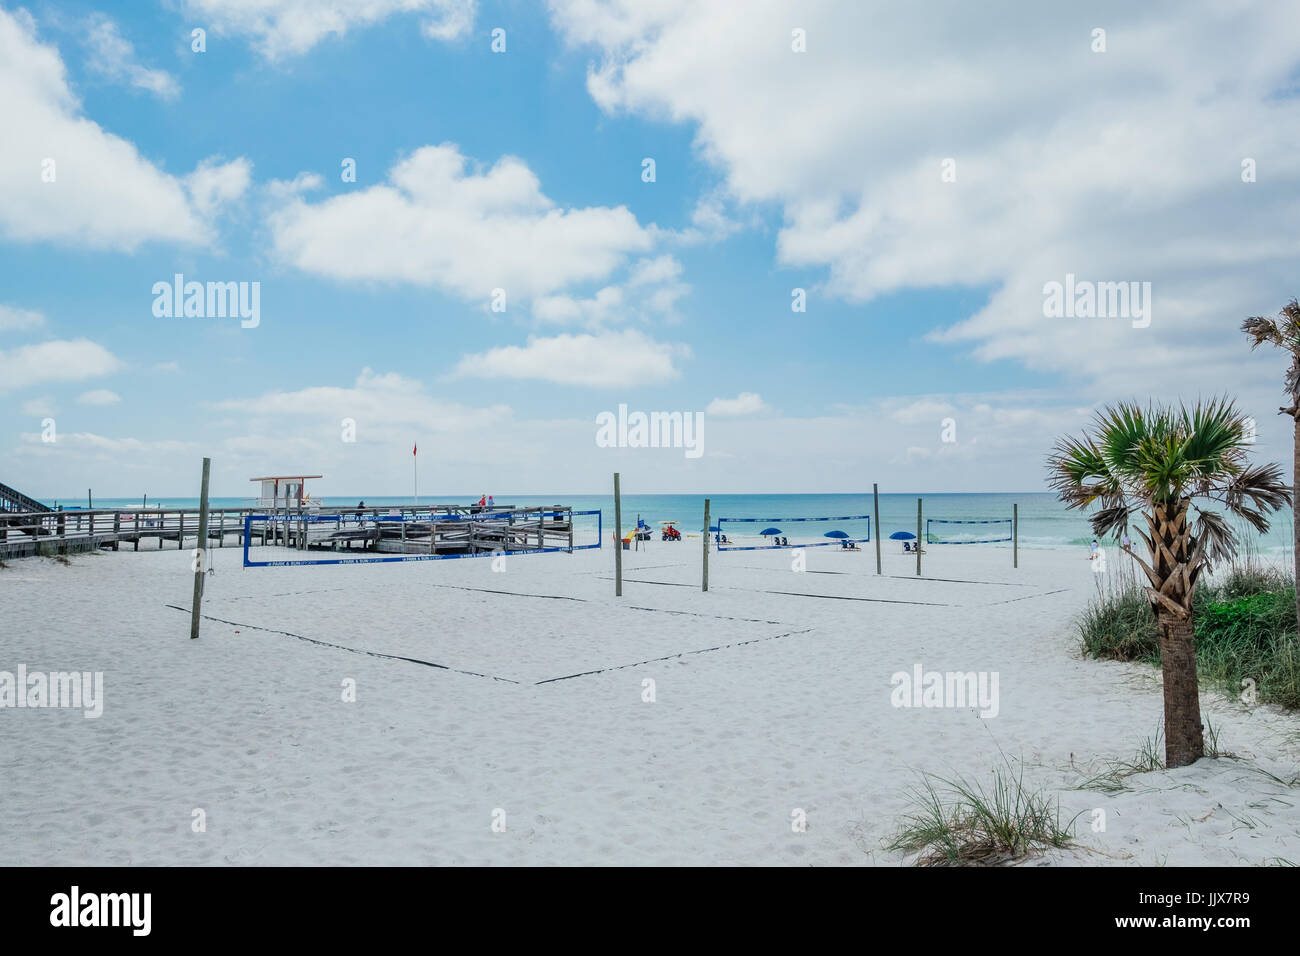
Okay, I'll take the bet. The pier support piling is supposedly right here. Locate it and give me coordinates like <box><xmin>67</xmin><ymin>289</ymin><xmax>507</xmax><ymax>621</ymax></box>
<box><xmin>613</xmin><ymin>472</ymin><xmax>623</xmax><ymax>597</ymax></box>
<box><xmin>190</xmin><ymin>458</ymin><xmax>210</xmax><ymax>640</ymax></box>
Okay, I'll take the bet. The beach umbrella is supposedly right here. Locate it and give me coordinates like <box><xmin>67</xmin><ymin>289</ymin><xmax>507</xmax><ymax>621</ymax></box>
<box><xmin>889</xmin><ymin>531</ymin><xmax>916</xmax><ymax>540</ymax></box>
<box><xmin>759</xmin><ymin>527</ymin><xmax>782</xmax><ymax>536</ymax></box>
<box><xmin>823</xmin><ymin>530</ymin><xmax>849</xmax><ymax>539</ymax></box>
<box><xmin>703</xmin><ymin>524</ymin><xmax>721</xmax><ymax>532</ymax></box>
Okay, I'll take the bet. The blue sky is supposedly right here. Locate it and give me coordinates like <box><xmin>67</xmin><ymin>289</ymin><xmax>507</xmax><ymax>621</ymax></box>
<box><xmin>3</xmin><ymin>1</ymin><xmax>1298</xmax><ymax>497</ymax></box>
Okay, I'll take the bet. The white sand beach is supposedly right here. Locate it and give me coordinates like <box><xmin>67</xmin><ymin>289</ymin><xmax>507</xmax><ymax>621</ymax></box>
<box><xmin>2</xmin><ymin>541</ymin><xmax>1298</xmax><ymax>866</ymax></box>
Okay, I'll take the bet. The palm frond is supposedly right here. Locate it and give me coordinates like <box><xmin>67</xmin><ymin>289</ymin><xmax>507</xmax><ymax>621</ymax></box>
<box><xmin>1046</xmin><ymin>398</ymin><xmax>1288</xmax><ymax>579</ymax></box>
<box><xmin>1191</xmin><ymin>508</ymin><xmax>1237</xmax><ymax>566</ymax></box>
<box><xmin>1242</xmin><ymin>315</ymin><xmax>1284</xmax><ymax>349</ymax></box>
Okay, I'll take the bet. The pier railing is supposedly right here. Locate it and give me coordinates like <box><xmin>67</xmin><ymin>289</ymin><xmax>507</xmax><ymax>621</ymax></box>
<box><xmin>0</xmin><ymin>503</ymin><xmax>573</xmax><ymax>560</ymax></box>
<box><xmin>0</xmin><ymin>481</ymin><xmax>51</xmax><ymax>515</ymax></box>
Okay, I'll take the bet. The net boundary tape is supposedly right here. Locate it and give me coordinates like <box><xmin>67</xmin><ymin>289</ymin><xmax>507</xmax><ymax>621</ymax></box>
<box><xmin>716</xmin><ymin>514</ymin><xmax>871</xmax><ymax>551</ymax></box>
<box><xmin>926</xmin><ymin>517</ymin><xmax>1012</xmax><ymax>544</ymax></box>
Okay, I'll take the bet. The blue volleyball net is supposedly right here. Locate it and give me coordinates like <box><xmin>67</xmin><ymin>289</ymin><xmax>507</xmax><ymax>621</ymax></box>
<box><xmin>243</xmin><ymin>508</ymin><xmax>601</xmax><ymax>568</ymax></box>
<box><xmin>716</xmin><ymin>514</ymin><xmax>871</xmax><ymax>551</ymax></box>
<box><xmin>925</xmin><ymin>518</ymin><xmax>1013</xmax><ymax>545</ymax></box>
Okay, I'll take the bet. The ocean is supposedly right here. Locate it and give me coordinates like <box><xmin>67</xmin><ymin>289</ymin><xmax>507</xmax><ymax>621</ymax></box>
<box><xmin>47</xmin><ymin>491</ymin><xmax>1294</xmax><ymax>554</ymax></box>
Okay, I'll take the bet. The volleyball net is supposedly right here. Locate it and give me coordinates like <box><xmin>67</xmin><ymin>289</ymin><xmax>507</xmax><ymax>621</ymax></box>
<box><xmin>925</xmin><ymin>517</ymin><xmax>1013</xmax><ymax>545</ymax></box>
<box><xmin>716</xmin><ymin>514</ymin><xmax>871</xmax><ymax>551</ymax></box>
<box><xmin>243</xmin><ymin>508</ymin><xmax>602</xmax><ymax>568</ymax></box>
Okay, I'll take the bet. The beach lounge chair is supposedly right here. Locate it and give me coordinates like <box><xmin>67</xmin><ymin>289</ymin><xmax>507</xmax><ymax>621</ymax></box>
<box><xmin>781</xmin><ymin>536</ymin><xmax>789</xmax><ymax>547</ymax></box>
<box><xmin>903</xmin><ymin>541</ymin><xmax>914</xmax><ymax>553</ymax></box>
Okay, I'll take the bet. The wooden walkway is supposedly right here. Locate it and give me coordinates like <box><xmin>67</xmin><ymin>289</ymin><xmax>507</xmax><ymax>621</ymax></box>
<box><xmin>0</xmin><ymin>504</ymin><xmax>575</xmax><ymax>561</ymax></box>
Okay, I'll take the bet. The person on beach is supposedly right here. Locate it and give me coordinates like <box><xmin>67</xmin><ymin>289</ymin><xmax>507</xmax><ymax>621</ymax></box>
<box><xmin>1089</xmin><ymin>538</ymin><xmax>1099</xmax><ymax>561</ymax></box>
<box><xmin>478</xmin><ymin>494</ymin><xmax>486</xmax><ymax>507</ymax></box>
<box><xmin>488</xmin><ymin>495</ymin><xmax>494</xmax><ymax>508</ymax></box>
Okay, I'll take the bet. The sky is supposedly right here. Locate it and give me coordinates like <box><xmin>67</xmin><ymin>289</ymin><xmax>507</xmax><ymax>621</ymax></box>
<box><xmin>2</xmin><ymin>0</ymin><xmax>1299</xmax><ymax>499</ymax></box>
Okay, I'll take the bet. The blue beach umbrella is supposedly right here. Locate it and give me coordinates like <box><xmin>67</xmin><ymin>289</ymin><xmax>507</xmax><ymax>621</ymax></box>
<box><xmin>889</xmin><ymin>531</ymin><xmax>916</xmax><ymax>540</ymax></box>
<box><xmin>703</xmin><ymin>524</ymin><xmax>721</xmax><ymax>532</ymax></box>
<box><xmin>823</xmin><ymin>530</ymin><xmax>849</xmax><ymax>539</ymax></box>
<box><xmin>759</xmin><ymin>527</ymin><xmax>782</xmax><ymax>536</ymax></box>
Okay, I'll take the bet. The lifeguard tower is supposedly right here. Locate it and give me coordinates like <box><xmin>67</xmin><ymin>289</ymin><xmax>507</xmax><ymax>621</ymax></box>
<box><xmin>249</xmin><ymin>474</ymin><xmax>322</xmax><ymax>509</ymax></box>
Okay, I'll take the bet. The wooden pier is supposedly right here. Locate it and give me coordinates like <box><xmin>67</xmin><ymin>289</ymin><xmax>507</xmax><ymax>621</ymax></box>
<box><xmin>0</xmin><ymin>504</ymin><xmax>577</xmax><ymax>561</ymax></box>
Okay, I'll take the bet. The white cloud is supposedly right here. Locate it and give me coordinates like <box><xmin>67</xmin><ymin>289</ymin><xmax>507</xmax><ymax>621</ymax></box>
<box><xmin>214</xmin><ymin>367</ymin><xmax>511</xmax><ymax>433</ymax></box>
<box><xmin>265</xmin><ymin>171</ymin><xmax>324</xmax><ymax>202</ymax></box>
<box><xmin>0</xmin><ymin>304</ymin><xmax>44</xmax><ymax>331</ymax></box>
<box><xmin>271</xmin><ymin>145</ymin><xmax>653</xmax><ymax>302</ymax></box>
<box><xmin>0</xmin><ymin>339</ymin><xmax>121</xmax><ymax>390</ymax></box>
<box><xmin>890</xmin><ymin>399</ymin><xmax>956</xmax><ymax>426</ymax></box>
<box><xmin>19</xmin><ymin>396</ymin><xmax>55</xmax><ymax>417</ymax></box>
<box><xmin>532</xmin><ymin>255</ymin><xmax>689</xmax><ymax>328</ymax></box>
<box><xmin>549</xmin><ymin>1</ymin><xmax>1300</xmax><ymax>400</ymax></box>
<box><xmin>184</xmin><ymin>0</ymin><xmax>477</xmax><ymax>59</ymax></box>
<box><xmin>82</xmin><ymin>13</ymin><xmax>179</xmax><ymax>100</ymax></box>
<box><xmin>452</xmin><ymin>329</ymin><xmax>689</xmax><ymax>386</ymax></box>
<box><xmin>533</xmin><ymin>285</ymin><xmax>625</xmax><ymax>325</ymax></box>
<box><xmin>0</xmin><ymin>8</ymin><xmax>248</xmax><ymax>249</ymax></box>
<box><xmin>626</xmin><ymin>254</ymin><xmax>682</xmax><ymax>287</ymax></box>
<box><xmin>18</xmin><ymin>431</ymin><xmax>191</xmax><ymax>454</ymax></box>
<box><xmin>706</xmin><ymin>392</ymin><xmax>767</xmax><ymax>417</ymax></box>
<box><xmin>684</xmin><ymin>190</ymin><xmax>745</xmax><ymax>243</ymax></box>
<box><xmin>77</xmin><ymin>389</ymin><xmax>121</xmax><ymax>406</ymax></box>
<box><xmin>186</xmin><ymin>157</ymin><xmax>253</xmax><ymax>217</ymax></box>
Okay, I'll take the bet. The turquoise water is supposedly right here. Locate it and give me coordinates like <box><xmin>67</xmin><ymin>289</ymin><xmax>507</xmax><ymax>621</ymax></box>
<box><xmin>50</xmin><ymin>492</ymin><xmax>1294</xmax><ymax>553</ymax></box>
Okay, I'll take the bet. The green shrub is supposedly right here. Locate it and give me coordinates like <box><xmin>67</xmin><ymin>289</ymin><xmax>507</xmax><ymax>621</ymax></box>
<box><xmin>1079</xmin><ymin>565</ymin><xmax>1300</xmax><ymax>709</ymax></box>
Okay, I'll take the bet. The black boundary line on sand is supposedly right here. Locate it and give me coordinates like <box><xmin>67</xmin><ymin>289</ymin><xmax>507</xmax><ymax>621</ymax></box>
<box><xmin>982</xmin><ymin>587</ymin><xmax>1072</xmax><ymax>606</ymax></box>
<box><xmin>169</xmin><ymin>590</ymin><xmax>805</xmax><ymax>683</ymax></box>
<box><xmin>596</xmin><ymin>576</ymin><xmax>952</xmax><ymax>606</ymax></box>
<box><xmin>626</xmin><ymin>606</ymin><xmax>792</xmax><ymax>625</ymax></box>
<box><xmin>164</xmin><ymin>604</ymin><xmax>521</xmax><ymax>683</ymax></box>
<box><xmin>535</xmin><ymin>627</ymin><xmax>818</xmax><ymax>684</ymax></box>
<box><xmin>731</xmin><ymin>564</ymin><xmax>1036</xmax><ymax>588</ymax></box>
<box><xmin>429</xmin><ymin>584</ymin><xmax>588</xmax><ymax>602</ymax></box>
<box><xmin>883</xmin><ymin>573</ymin><xmax>1034</xmax><ymax>587</ymax></box>
<box><xmin>733</xmin><ymin>564</ymin><xmax>1034</xmax><ymax>587</ymax></box>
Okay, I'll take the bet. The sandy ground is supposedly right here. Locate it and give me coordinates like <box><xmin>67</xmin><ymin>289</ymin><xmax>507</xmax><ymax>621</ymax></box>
<box><xmin>1</xmin><ymin>539</ymin><xmax>1297</xmax><ymax>866</ymax></box>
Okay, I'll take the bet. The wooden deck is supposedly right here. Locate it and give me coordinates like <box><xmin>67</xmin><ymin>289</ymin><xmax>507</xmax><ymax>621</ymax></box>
<box><xmin>0</xmin><ymin>504</ymin><xmax>577</xmax><ymax>561</ymax></box>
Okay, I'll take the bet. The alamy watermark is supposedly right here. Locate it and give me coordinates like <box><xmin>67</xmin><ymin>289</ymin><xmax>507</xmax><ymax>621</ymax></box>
<box><xmin>0</xmin><ymin>665</ymin><xmax>103</xmax><ymax>718</ymax></box>
<box><xmin>152</xmin><ymin>273</ymin><xmax>260</xmax><ymax>328</ymax></box>
<box><xmin>596</xmin><ymin>404</ymin><xmax>703</xmax><ymax>459</ymax></box>
<box><xmin>50</xmin><ymin>886</ymin><xmax>150</xmax><ymax>936</ymax></box>
<box><xmin>1043</xmin><ymin>273</ymin><xmax>1151</xmax><ymax>328</ymax></box>
<box><xmin>890</xmin><ymin>663</ymin><xmax>999</xmax><ymax>718</ymax></box>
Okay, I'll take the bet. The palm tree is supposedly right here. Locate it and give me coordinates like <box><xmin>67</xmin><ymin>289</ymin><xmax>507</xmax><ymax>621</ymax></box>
<box><xmin>1047</xmin><ymin>399</ymin><xmax>1288</xmax><ymax>768</ymax></box>
<box><xmin>1242</xmin><ymin>299</ymin><xmax>1300</xmax><ymax>635</ymax></box>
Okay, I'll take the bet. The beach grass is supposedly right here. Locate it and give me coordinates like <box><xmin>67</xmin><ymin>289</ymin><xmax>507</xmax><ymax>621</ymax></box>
<box><xmin>1079</xmin><ymin>559</ymin><xmax>1300</xmax><ymax>709</ymax></box>
<box><xmin>1082</xmin><ymin>718</ymin><xmax>1236</xmax><ymax>792</ymax></box>
<box><xmin>888</xmin><ymin>765</ymin><xmax>1077</xmax><ymax>865</ymax></box>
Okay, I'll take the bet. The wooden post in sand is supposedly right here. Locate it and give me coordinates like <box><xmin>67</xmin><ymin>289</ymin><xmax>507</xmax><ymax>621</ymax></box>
<box><xmin>190</xmin><ymin>457</ymin><xmax>211</xmax><ymax>640</ymax></box>
<box><xmin>916</xmin><ymin>497</ymin><xmax>923</xmax><ymax>577</ymax></box>
<box><xmin>613</xmin><ymin>473</ymin><xmax>623</xmax><ymax>597</ymax></box>
<box><xmin>702</xmin><ymin>498</ymin><xmax>710</xmax><ymax>592</ymax></box>
<box><xmin>1013</xmin><ymin>503</ymin><xmax>1019</xmax><ymax>568</ymax></box>
<box><xmin>873</xmin><ymin>483</ymin><xmax>882</xmax><ymax>575</ymax></box>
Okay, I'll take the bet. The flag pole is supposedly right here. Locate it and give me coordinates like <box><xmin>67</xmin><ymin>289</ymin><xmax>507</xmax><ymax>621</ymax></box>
<box><xmin>413</xmin><ymin>442</ymin><xmax>418</xmax><ymax>505</ymax></box>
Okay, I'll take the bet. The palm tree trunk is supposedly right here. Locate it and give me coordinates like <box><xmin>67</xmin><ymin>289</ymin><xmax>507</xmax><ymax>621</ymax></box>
<box><xmin>1159</xmin><ymin>612</ymin><xmax>1203</xmax><ymax>767</ymax></box>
